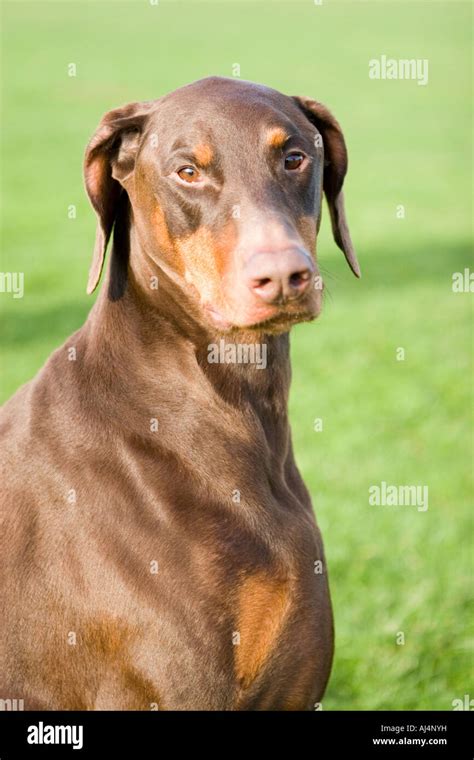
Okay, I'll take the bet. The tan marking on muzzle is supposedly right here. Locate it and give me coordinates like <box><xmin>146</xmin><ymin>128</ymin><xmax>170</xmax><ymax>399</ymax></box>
<box><xmin>176</xmin><ymin>223</ymin><xmax>237</xmax><ymax>304</ymax></box>
<box><xmin>151</xmin><ymin>204</ymin><xmax>185</xmax><ymax>276</ymax></box>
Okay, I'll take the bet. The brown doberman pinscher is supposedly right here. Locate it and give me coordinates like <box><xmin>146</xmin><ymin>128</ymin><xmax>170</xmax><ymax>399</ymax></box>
<box><xmin>0</xmin><ymin>77</ymin><xmax>359</xmax><ymax>711</ymax></box>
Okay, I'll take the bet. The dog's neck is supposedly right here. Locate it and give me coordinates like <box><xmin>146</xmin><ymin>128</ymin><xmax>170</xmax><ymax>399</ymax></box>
<box><xmin>80</xmin><ymin>260</ymin><xmax>293</xmax><ymax>467</ymax></box>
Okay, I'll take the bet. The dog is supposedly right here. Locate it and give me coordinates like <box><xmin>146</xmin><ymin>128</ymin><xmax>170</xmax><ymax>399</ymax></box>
<box><xmin>0</xmin><ymin>77</ymin><xmax>359</xmax><ymax>710</ymax></box>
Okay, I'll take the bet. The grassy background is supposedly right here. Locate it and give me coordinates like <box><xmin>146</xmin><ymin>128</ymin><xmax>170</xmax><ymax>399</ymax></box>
<box><xmin>1</xmin><ymin>0</ymin><xmax>472</xmax><ymax>709</ymax></box>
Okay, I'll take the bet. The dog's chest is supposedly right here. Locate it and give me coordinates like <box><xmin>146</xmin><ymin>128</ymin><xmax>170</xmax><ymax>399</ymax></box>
<box><xmin>86</xmin><ymin>499</ymin><xmax>325</xmax><ymax>709</ymax></box>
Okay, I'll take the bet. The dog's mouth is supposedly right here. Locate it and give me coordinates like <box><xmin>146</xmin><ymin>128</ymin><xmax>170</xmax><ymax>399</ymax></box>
<box><xmin>203</xmin><ymin>300</ymin><xmax>320</xmax><ymax>333</ymax></box>
<box><xmin>251</xmin><ymin>308</ymin><xmax>318</xmax><ymax>332</ymax></box>
<box><xmin>203</xmin><ymin>304</ymin><xmax>234</xmax><ymax>330</ymax></box>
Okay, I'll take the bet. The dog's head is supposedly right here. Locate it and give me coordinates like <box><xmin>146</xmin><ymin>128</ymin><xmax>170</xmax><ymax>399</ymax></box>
<box><xmin>84</xmin><ymin>77</ymin><xmax>359</xmax><ymax>333</ymax></box>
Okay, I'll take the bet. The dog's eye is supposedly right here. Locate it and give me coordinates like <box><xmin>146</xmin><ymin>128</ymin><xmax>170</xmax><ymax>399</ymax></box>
<box><xmin>284</xmin><ymin>152</ymin><xmax>305</xmax><ymax>171</ymax></box>
<box><xmin>177</xmin><ymin>166</ymin><xmax>200</xmax><ymax>183</ymax></box>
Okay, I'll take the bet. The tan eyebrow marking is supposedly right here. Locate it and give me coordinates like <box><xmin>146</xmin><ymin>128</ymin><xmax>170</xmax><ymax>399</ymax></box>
<box><xmin>193</xmin><ymin>143</ymin><xmax>214</xmax><ymax>166</ymax></box>
<box><xmin>266</xmin><ymin>127</ymin><xmax>290</xmax><ymax>149</ymax></box>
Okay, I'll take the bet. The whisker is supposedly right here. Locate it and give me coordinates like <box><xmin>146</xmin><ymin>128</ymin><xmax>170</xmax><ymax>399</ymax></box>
<box><xmin>319</xmin><ymin>264</ymin><xmax>340</xmax><ymax>283</ymax></box>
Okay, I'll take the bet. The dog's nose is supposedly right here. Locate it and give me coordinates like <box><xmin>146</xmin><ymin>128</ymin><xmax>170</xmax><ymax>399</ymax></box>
<box><xmin>244</xmin><ymin>249</ymin><xmax>315</xmax><ymax>304</ymax></box>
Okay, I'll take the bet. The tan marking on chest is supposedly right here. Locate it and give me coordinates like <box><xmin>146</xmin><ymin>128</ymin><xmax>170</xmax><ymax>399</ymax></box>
<box><xmin>234</xmin><ymin>572</ymin><xmax>292</xmax><ymax>688</ymax></box>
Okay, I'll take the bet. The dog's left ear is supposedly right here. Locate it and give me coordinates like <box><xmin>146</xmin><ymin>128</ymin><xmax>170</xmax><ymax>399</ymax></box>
<box><xmin>292</xmin><ymin>96</ymin><xmax>360</xmax><ymax>277</ymax></box>
<box><xmin>84</xmin><ymin>101</ymin><xmax>155</xmax><ymax>294</ymax></box>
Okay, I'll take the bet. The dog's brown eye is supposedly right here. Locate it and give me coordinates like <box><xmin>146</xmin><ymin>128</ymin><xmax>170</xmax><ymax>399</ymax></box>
<box><xmin>284</xmin><ymin>152</ymin><xmax>304</xmax><ymax>171</ymax></box>
<box><xmin>177</xmin><ymin>166</ymin><xmax>200</xmax><ymax>183</ymax></box>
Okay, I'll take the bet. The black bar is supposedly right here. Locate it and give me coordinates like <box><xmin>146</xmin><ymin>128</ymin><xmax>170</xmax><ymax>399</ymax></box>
<box><xmin>0</xmin><ymin>710</ymin><xmax>471</xmax><ymax>757</ymax></box>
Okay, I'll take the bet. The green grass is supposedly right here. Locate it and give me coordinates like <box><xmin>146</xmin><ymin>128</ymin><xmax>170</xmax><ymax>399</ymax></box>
<box><xmin>1</xmin><ymin>0</ymin><xmax>472</xmax><ymax>710</ymax></box>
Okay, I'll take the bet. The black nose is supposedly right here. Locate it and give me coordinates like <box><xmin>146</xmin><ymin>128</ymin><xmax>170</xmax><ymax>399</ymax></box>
<box><xmin>244</xmin><ymin>249</ymin><xmax>315</xmax><ymax>304</ymax></box>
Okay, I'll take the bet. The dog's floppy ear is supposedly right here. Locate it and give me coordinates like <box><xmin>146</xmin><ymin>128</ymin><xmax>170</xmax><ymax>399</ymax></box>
<box><xmin>292</xmin><ymin>96</ymin><xmax>360</xmax><ymax>277</ymax></box>
<box><xmin>84</xmin><ymin>101</ymin><xmax>155</xmax><ymax>294</ymax></box>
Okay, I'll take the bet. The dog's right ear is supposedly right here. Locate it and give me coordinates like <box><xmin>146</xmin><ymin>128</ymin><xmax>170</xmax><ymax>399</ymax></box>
<box><xmin>84</xmin><ymin>101</ymin><xmax>155</xmax><ymax>294</ymax></box>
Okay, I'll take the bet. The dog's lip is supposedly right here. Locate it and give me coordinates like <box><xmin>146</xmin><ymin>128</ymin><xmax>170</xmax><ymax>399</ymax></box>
<box><xmin>203</xmin><ymin>304</ymin><xmax>233</xmax><ymax>329</ymax></box>
<box><xmin>203</xmin><ymin>301</ymin><xmax>316</xmax><ymax>331</ymax></box>
<box><xmin>247</xmin><ymin>309</ymin><xmax>316</xmax><ymax>332</ymax></box>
